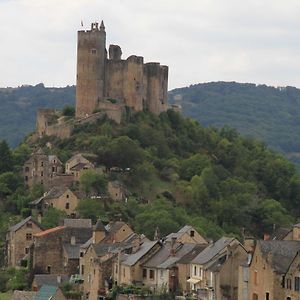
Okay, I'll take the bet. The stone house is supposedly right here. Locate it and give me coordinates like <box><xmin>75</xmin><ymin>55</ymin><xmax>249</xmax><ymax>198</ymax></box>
<box><xmin>65</xmin><ymin>153</ymin><xmax>94</xmax><ymax>180</ymax></box>
<box><xmin>248</xmin><ymin>240</ymin><xmax>300</xmax><ymax>300</ymax></box>
<box><xmin>32</xmin><ymin>221</ymin><xmax>93</xmax><ymax>276</ymax></box>
<box><xmin>30</xmin><ymin>186</ymin><xmax>80</xmax><ymax>218</ymax></box>
<box><xmin>113</xmin><ymin>240</ymin><xmax>161</xmax><ymax>286</ymax></box>
<box><xmin>176</xmin><ymin>244</ymin><xmax>208</xmax><ymax>295</ymax></box>
<box><xmin>23</xmin><ymin>148</ymin><xmax>63</xmax><ymax>188</ymax></box>
<box><xmin>165</xmin><ymin>225</ymin><xmax>208</xmax><ymax>245</ymax></box>
<box><xmin>80</xmin><ymin>220</ymin><xmax>138</xmax><ymax>299</ymax></box>
<box><xmin>188</xmin><ymin>237</ymin><xmax>248</xmax><ymax>300</ymax></box>
<box><xmin>6</xmin><ymin>216</ymin><xmax>43</xmax><ymax>267</ymax></box>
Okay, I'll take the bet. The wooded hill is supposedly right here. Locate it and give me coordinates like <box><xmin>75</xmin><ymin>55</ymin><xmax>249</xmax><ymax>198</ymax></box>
<box><xmin>169</xmin><ymin>81</ymin><xmax>300</xmax><ymax>168</ymax></box>
<box><xmin>0</xmin><ymin>110</ymin><xmax>298</xmax><ymax>243</ymax></box>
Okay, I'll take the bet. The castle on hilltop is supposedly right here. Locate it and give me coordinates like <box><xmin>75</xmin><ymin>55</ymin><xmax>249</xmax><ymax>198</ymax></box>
<box><xmin>36</xmin><ymin>21</ymin><xmax>169</xmax><ymax>139</ymax></box>
<box><xmin>76</xmin><ymin>21</ymin><xmax>169</xmax><ymax>118</ymax></box>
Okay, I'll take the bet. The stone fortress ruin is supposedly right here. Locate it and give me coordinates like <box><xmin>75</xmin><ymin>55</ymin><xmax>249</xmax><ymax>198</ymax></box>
<box><xmin>36</xmin><ymin>21</ymin><xmax>169</xmax><ymax>138</ymax></box>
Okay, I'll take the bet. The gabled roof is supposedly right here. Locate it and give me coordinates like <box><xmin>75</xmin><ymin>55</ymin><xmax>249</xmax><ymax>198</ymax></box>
<box><xmin>166</xmin><ymin>225</ymin><xmax>207</xmax><ymax>243</ymax></box>
<box><xmin>105</xmin><ymin>221</ymin><xmax>127</xmax><ymax>234</ymax></box>
<box><xmin>122</xmin><ymin>241</ymin><xmax>158</xmax><ymax>266</ymax></box>
<box><xmin>30</xmin><ymin>187</ymin><xmax>73</xmax><ymax>206</ymax></box>
<box><xmin>48</xmin><ymin>155</ymin><xmax>62</xmax><ymax>164</ymax></box>
<box><xmin>66</xmin><ymin>153</ymin><xmax>89</xmax><ymax>164</ymax></box>
<box><xmin>9</xmin><ymin>216</ymin><xmax>42</xmax><ymax>232</ymax></box>
<box><xmin>33</xmin><ymin>274</ymin><xmax>69</xmax><ymax>289</ymax></box>
<box><xmin>11</xmin><ymin>290</ymin><xmax>37</xmax><ymax>300</ymax></box>
<box><xmin>70</xmin><ymin>162</ymin><xmax>91</xmax><ymax>171</ymax></box>
<box><xmin>63</xmin><ymin>218</ymin><xmax>92</xmax><ymax>228</ymax></box>
<box><xmin>34</xmin><ymin>285</ymin><xmax>60</xmax><ymax>300</ymax></box>
<box><xmin>191</xmin><ymin>237</ymin><xmax>237</xmax><ymax>265</ymax></box>
<box><xmin>257</xmin><ymin>240</ymin><xmax>300</xmax><ymax>274</ymax></box>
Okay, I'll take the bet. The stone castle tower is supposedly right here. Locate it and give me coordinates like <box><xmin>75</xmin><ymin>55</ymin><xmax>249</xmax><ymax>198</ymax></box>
<box><xmin>76</xmin><ymin>21</ymin><xmax>169</xmax><ymax>118</ymax></box>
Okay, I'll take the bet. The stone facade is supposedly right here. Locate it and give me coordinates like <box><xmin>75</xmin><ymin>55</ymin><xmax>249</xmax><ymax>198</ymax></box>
<box><xmin>23</xmin><ymin>149</ymin><xmax>63</xmax><ymax>188</ymax></box>
<box><xmin>6</xmin><ymin>217</ymin><xmax>43</xmax><ymax>267</ymax></box>
<box><xmin>76</xmin><ymin>21</ymin><xmax>168</xmax><ymax>119</ymax></box>
<box><xmin>32</xmin><ymin>226</ymin><xmax>92</xmax><ymax>276</ymax></box>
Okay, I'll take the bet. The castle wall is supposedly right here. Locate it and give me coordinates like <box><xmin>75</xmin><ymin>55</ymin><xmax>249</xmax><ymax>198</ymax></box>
<box><xmin>36</xmin><ymin>109</ymin><xmax>57</xmax><ymax>137</ymax></box>
<box><xmin>105</xmin><ymin>60</ymin><xmax>125</xmax><ymax>101</ymax></box>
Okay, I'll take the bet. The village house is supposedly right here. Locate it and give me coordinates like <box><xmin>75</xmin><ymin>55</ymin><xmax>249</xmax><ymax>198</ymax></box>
<box><xmin>248</xmin><ymin>240</ymin><xmax>300</xmax><ymax>300</ymax></box>
<box><xmin>31</xmin><ymin>219</ymin><xmax>93</xmax><ymax>276</ymax></box>
<box><xmin>188</xmin><ymin>237</ymin><xmax>248</xmax><ymax>300</ymax></box>
<box><xmin>140</xmin><ymin>226</ymin><xmax>208</xmax><ymax>293</ymax></box>
<box><xmin>6</xmin><ymin>216</ymin><xmax>43</xmax><ymax>267</ymax></box>
<box><xmin>65</xmin><ymin>153</ymin><xmax>94</xmax><ymax>180</ymax></box>
<box><xmin>165</xmin><ymin>225</ymin><xmax>208</xmax><ymax>245</ymax></box>
<box><xmin>80</xmin><ymin>220</ymin><xmax>141</xmax><ymax>299</ymax></box>
<box><xmin>23</xmin><ymin>148</ymin><xmax>63</xmax><ymax>188</ymax></box>
<box><xmin>29</xmin><ymin>186</ymin><xmax>80</xmax><ymax>218</ymax></box>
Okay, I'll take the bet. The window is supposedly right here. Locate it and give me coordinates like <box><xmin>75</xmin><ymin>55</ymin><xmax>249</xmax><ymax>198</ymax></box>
<box><xmin>266</xmin><ymin>292</ymin><xmax>269</xmax><ymax>300</ymax></box>
<box><xmin>26</xmin><ymin>233</ymin><xmax>32</xmax><ymax>240</ymax></box>
<box><xmin>254</xmin><ymin>270</ymin><xmax>258</xmax><ymax>285</ymax></box>
<box><xmin>66</xmin><ymin>194</ymin><xmax>69</xmax><ymax>199</ymax></box>
<box><xmin>41</xmin><ymin>171</ymin><xmax>43</xmax><ymax>177</ymax></box>
<box><xmin>194</xmin><ymin>266</ymin><xmax>197</xmax><ymax>276</ymax></box>
<box><xmin>41</xmin><ymin>162</ymin><xmax>44</xmax><ymax>167</ymax></box>
<box><xmin>91</xmin><ymin>49</ymin><xmax>97</xmax><ymax>54</ymax></box>
<box><xmin>287</xmin><ymin>278</ymin><xmax>292</xmax><ymax>289</ymax></box>
<box><xmin>52</xmin><ymin>167</ymin><xmax>55</xmax><ymax>172</ymax></box>
<box><xmin>80</xmin><ymin>251</ymin><xmax>83</xmax><ymax>257</ymax></box>
<box><xmin>41</xmin><ymin>180</ymin><xmax>43</xmax><ymax>185</ymax></box>
<box><xmin>25</xmin><ymin>176</ymin><xmax>28</xmax><ymax>182</ymax></box>
<box><xmin>25</xmin><ymin>247</ymin><xmax>29</xmax><ymax>254</ymax></box>
<box><xmin>26</xmin><ymin>222</ymin><xmax>32</xmax><ymax>228</ymax></box>
<box><xmin>47</xmin><ymin>265</ymin><xmax>51</xmax><ymax>273</ymax></box>
<box><xmin>143</xmin><ymin>268</ymin><xmax>147</xmax><ymax>278</ymax></box>
<box><xmin>150</xmin><ymin>270</ymin><xmax>154</xmax><ymax>280</ymax></box>
<box><xmin>252</xmin><ymin>294</ymin><xmax>258</xmax><ymax>300</ymax></box>
<box><xmin>123</xmin><ymin>267</ymin><xmax>125</xmax><ymax>277</ymax></box>
<box><xmin>190</xmin><ymin>230</ymin><xmax>195</xmax><ymax>237</ymax></box>
<box><xmin>25</xmin><ymin>167</ymin><xmax>29</xmax><ymax>172</ymax></box>
<box><xmin>65</xmin><ymin>203</ymin><xmax>70</xmax><ymax>209</ymax></box>
<box><xmin>295</xmin><ymin>276</ymin><xmax>300</xmax><ymax>291</ymax></box>
<box><xmin>115</xmin><ymin>265</ymin><xmax>118</xmax><ymax>274</ymax></box>
<box><xmin>81</xmin><ymin>265</ymin><xmax>84</xmax><ymax>275</ymax></box>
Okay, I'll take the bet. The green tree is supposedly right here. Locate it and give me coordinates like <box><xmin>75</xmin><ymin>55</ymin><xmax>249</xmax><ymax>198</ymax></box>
<box><xmin>0</xmin><ymin>140</ymin><xmax>12</xmax><ymax>174</ymax></box>
<box><xmin>62</xmin><ymin>105</ymin><xmax>75</xmax><ymax>117</ymax></box>
<box><xmin>80</xmin><ymin>170</ymin><xmax>107</xmax><ymax>196</ymax></box>
<box><xmin>41</xmin><ymin>207</ymin><xmax>67</xmax><ymax>229</ymax></box>
<box><xmin>76</xmin><ymin>198</ymin><xmax>105</xmax><ymax>222</ymax></box>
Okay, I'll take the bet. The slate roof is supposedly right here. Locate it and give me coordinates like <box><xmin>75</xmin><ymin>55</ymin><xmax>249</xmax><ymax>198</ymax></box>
<box><xmin>105</xmin><ymin>221</ymin><xmax>126</xmax><ymax>234</ymax></box>
<box><xmin>70</xmin><ymin>162</ymin><xmax>90</xmax><ymax>171</ymax></box>
<box><xmin>257</xmin><ymin>240</ymin><xmax>300</xmax><ymax>274</ymax></box>
<box><xmin>122</xmin><ymin>241</ymin><xmax>158</xmax><ymax>266</ymax></box>
<box><xmin>33</xmin><ymin>274</ymin><xmax>69</xmax><ymax>289</ymax></box>
<box><xmin>63</xmin><ymin>243</ymin><xmax>81</xmax><ymax>259</ymax></box>
<box><xmin>95</xmin><ymin>219</ymin><xmax>107</xmax><ymax>231</ymax></box>
<box><xmin>9</xmin><ymin>216</ymin><xmax>42</xmax><ymax>232</ymax></box>
<box><xmin>11</xmin><ymin>290</ymin><xmax>37</xmax><ymax>300</ymax></box>
<box><xmin>271</xmin><ymin>227</ymin><xmax>291</xmax><ymax>240</ymax></box>
<box><xmin>177</xmin><ymin>244</ymin><xmax>208</xmax><ymax>264</ymax></box>
<box><xmin>63</xmin><ymin>218</ymin><xmax>92</xmax><ymax>228</ymax></box>
<box><xmin>34</xmin><ymin>285</ymin><xmax>60</xmax><ymax>300</ymax></box>
<box><xmin>143</xmin><ymin>243</ymin><xmax>197</xmax><ymax>269</ymax></box>
<box><xmin>191</xmin><ymin>237</ymin><xmax>236</xmax><ymax>265</ymax></box>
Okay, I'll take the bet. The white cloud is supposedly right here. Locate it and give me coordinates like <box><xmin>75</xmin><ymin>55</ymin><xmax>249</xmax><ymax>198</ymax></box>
<box><xmin>1</xmin><ymin>0</ymin><xmax>300</xmax><ymax>89</ymax></box>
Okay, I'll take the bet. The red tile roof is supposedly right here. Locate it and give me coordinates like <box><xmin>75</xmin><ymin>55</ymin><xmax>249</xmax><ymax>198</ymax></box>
<box><xmin>34</xmin><ymin>226</ymin><xmax>66</xmax><ymax>237</ymax></box>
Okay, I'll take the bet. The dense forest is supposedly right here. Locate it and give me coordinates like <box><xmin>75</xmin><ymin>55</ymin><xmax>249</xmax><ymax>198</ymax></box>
<box><xmin>169</xmin><ymin>82</ymin><xmax>300</xmax><ymax>168</ymax></box>
<box><xmin>0</xmin><ymin>84</ymin><xmax>75</xmax><ymax>147</ymax></box>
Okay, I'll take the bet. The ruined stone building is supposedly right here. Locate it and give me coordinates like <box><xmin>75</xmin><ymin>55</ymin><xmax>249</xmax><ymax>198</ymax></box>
<box><xmin>76</xmin><ymin>21</ymin><xmax>169</xmax><ymax>118</ymax></box>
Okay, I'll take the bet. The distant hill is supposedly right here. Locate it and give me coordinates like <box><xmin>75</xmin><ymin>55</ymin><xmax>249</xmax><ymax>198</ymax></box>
<box><xmin>169</xmin><ymin>82</ymin><xmax>300</xmax><ymax>168</ymax></box>
<box><xmin>0</xmin><ymin>84</ymin><xmax>75</xmax><ymax>147</ymax></box>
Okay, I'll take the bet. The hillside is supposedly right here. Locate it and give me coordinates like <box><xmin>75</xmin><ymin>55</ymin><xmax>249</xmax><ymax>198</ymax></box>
<box><xmin>18</xmin><ymin>111</ymin><xmax>300</xmax><ymax>239</ymax></box>
<box><xmin>169</xmin><ymin>82</ymin><xmax>300</xmax><ymax>167</ymax></box>
<box><xmin>0</xmin><ymin>84</ymin><xmax>75</xmax><ymax>147</ymax></box>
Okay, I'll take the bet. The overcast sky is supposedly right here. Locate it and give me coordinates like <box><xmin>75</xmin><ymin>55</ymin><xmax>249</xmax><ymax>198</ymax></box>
<box><xmin>1</xmin><ymin>0</ymin><xmax>300</xmax><ymax>90</ymax></box>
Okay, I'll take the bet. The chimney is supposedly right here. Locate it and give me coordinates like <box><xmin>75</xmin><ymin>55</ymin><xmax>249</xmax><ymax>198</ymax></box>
<box><xmin>132</xmin><ymin>235</ymin><xmax>141</xmax><ymax>253</ymax></box>
<box><xmin>154</xmin><ymin>227</ymin><xmax>160</xmax><ymax>241</ymax></box>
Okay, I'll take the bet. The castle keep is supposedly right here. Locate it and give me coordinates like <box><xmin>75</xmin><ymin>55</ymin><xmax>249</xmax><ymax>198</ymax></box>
<box><xmin>36</xmin><ymin>21</ymin><xmax>169</xmax><ymax>139</ymax></box>
<box><xmin>76</xmin><ymin>21</ymin><xmax>169</xmax><ymax>117</ymax></box>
